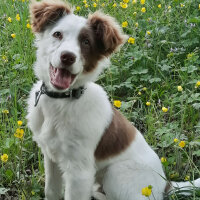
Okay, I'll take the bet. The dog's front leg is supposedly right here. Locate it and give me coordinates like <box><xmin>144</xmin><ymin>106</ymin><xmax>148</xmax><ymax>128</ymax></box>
<box><xmin>64</xmin><ymin>166</ymin><xmax>95</xmax><ymax>200</ymax></box>
<box><xmin>44</xmin><ymin>153</ymin><xmax>63</xmax><ymax>200</ymax></box>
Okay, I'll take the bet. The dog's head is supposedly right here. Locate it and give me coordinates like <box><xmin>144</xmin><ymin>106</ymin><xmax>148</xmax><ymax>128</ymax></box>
<box><xmin>30</xmin><ymin>0</ymin><xmax>127</xmax><ymax>91</ymax></box>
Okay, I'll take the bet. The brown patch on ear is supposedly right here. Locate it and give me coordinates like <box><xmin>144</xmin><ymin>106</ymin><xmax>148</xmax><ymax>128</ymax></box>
<box><xmin>30</xmin><ymin>0</ymin><xmax>71</xmax><ymax>32</ymax></box>
<box><xmin>88</xmin><ymin>11</ymin><xmax>127</xmax><ymax>56</ymax></box>
<box><xmin>95</xmin><ymin>108</ymin><xmax>136</xmax><ymax>160</ymax></box>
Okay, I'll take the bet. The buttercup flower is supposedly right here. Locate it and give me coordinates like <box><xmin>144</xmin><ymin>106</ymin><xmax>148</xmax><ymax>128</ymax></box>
<box><xmin>113</xmin><ymin>3</ymin><xmax>117</xmax><ymax>7</ymax></box>
<box><xmin>93</xmin><ymin>3</ymin><xmax>97</xmax><ymax>7</ymax></box>
<box><xmin>114</xmin><ymin>100</ymin><xmax>122</xmax><ymax>108</ymax></box>
<box><xmin>180</xmin><ymin>4</ymin><xmax>185</xmax><ymax>7</ymax></box>
<box><xmin>1</xmin><ymin>154</ymin><xmax>8</xmax><ymax>163</ymax></box>
<box><xmin>17</xmin><ymin>120</ymin><xmax>23</xmax><ymax>126</ymax></box>
<box><xmin>135</xmin><ymin>22</ymin><xmax>138</xmax><ymax>27</ymax></box>
<box><xmin>179</xmin><ymin>141</ymin><xmax>186</xmax><ymax>148</ymax></box>
<box><xmin>132</xmin><ymin>0</ymin><xmax>137</xmax><ymax>4</ymax></box>
<box><xmin>138</xmin><ymin>91</ymin><xmax>142</xmax><ymax>95</ymax></box>
<box><xmin>146</xmin><ymin>102</ymin><xmax>151</xmax><ymax>106</ymax></box>
<box><xmin>158</xmin><ymin>4</ymin><xmax>161</xmax><ymax>8</ymax></box>
<box><xmin>128</xmin><ymin>37</ymin><xmax>135</xmax><ymax>44</ymax></box>
<box><xmin>142</xmin><ymin>186</ymin><xmax>152</xmax><ymax>197</ymax></box>
<box><xmin>101</xmin><ymin>3</ymin><xmax>105</xmax><ymax>7</ymax></box>
<box><xmin>123</xmin><ymin>0</ymin><xmax>129</xmax><ymax>3</ymax></box>
<box><xmin>8</xmin><ymin>17</ymin><xmax>12</xmax><ymax>23</ymax></box>
<box><xmin>11</xmin><ymin>34</ymin><xmax>16</xmax><ymax>38</ymax></box>
<box><xmin>195</xmin><ymin>81</ymin><xmax>200</xmax><ymax>88</ymax></box>
<box><xmin>177</xmin><ymin>86</ymin><xmax>183</xmax><ymax>92</ymax></box>
<box><xmin>14</xmin><ymin>128</ymin><xmax>24</xmax><ymax>139</ymax></box>
<box><xmin>16</xmin><ymin>14</ymin><xmax>20</xmax><ymax>21</ymax></box>
<box><xmin>122</xmin><ymin>21</ymin><xmax>128</xmax><ymax>28</ymax></box>
<box><xmin>83</xmin><ymin>0</ymin><xmax>87</xmax><ymax>3</ymax></box>
<box><xmin>162</xmin><ymin>107</ymin><xmax>168</xmax><ymax>112</ymax></box>
<box><xmin>185</xmin><ymin>175</ymin><xmax>190</xmax><ymax>181</ymax></box>
<box><xmin>146</xmin><ymin>31</ymin><xmax>151</xmax><ymax>35</ymax></box>
<box><xmin>2</xmin><ymin>109</ymin><xmax>9</xmax><ymax>114</ymax></box>
<box><xmin>26</xmin><ymin>23</ymin><xmax>31</xmax><ymax>29</ymax></box>
<box><xmin>76</xmin><ymin>6</ymin><xmax>81</xmax><ymax>11</ymax></box>
<box><xmin>120</xmin><ymin>3</ymin><xmax>128</xmax><ymax>8</ymax></box>
<box><xmin>141</xmin><ymin>7</ymin><xmax>146</xmax><ymax>13</ymax></box>
<box><xmin>140</xmin><ymin>0</ymin><xmax>145</xmax><ymax>5</ymax></box>
<box><xmin>168</xmin><ymin>6</ymin><xmax>171</xmax><ymax>9</ymax></box>
<box><xmin>161</xmin><ymin>157</ymin><xmax>167</xmax><ymax>163</ymax></box>
<box><xmin>85</xmin><ymin>4</ymin><xmax>89</xmax><ymax>8</ymax></box>
<box><xmin>174</xmin><ymin>138</ymin><xmax>179</xmax><ymax>143</ymax></box>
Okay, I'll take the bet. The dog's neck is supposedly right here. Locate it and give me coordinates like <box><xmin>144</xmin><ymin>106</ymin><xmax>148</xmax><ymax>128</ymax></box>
<box><xmin>34</xmin><ymin>82</ymin><xmax>86</xmax><ymax>107</ymax></box>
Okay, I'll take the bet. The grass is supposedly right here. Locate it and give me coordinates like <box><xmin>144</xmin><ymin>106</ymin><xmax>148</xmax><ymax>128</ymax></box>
<box><xmin>0</xmin><ymin>0</ymin><xmax>200</xmax><ymax>199</ymax></box>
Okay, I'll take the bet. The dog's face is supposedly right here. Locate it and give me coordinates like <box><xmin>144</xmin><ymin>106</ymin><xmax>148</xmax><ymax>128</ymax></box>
<box><xmin>30</xmin><ymin>0</ymin><xmax>127</xmax><ymax>91</ymax></box>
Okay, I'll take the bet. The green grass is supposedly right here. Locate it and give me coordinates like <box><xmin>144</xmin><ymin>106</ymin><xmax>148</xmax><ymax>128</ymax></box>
<box><xmin>0</xmin><ymin>0</ymin><xmax>200</xmax><ymax>199</ymax></box>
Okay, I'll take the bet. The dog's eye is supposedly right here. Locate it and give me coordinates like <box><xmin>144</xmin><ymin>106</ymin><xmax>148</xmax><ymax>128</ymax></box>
<box><xmin>82</xmin><ymin>39</ymin><xmax>90</xmax><ymax>46</ymax></box>
<box><xmin>53</xmin><ymin>31</ymin><xmax>63</xmax><ymax>40</ymax></box>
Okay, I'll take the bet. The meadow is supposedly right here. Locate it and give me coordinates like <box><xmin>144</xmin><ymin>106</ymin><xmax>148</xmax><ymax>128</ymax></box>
<box><xmin>0</xmin><ymin>0</ymin><xmax>200</xmax><ymax>199</ymax></box>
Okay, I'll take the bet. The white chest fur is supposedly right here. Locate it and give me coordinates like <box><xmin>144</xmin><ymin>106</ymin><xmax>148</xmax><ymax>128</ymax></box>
<box><xmin>27</xmin><ymin>81</ymin><xmax>113</xmax><ymax>167</ymax></box>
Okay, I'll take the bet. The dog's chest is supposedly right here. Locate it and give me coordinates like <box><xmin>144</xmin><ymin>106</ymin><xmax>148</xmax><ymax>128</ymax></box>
<box><xmin>27</xmin><ymin>82</ymin><xmax>113</xmax><ymax>164</ymax></box>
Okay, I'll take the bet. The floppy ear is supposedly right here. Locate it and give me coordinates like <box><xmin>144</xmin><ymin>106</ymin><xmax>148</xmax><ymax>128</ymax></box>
<box><xmin>30</xmin><ymin>0</ymin><xmax>71</xmax><ymax>33</ymax></box>
<box><xmin>88</xmin><ymin>11</ymin><xmax>127</xmax><ymax>56</ymax></box>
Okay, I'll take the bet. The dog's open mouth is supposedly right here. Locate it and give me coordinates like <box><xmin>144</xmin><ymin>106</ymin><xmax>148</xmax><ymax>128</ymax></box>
<box><xmin>50</xmin><ymin>65</ymin><xmax>76</xmax><ymax>90</ymax></box>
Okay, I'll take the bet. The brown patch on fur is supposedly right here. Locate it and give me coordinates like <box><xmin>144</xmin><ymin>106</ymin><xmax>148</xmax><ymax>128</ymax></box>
<box><xmin>30</xmin><ymin>0</ymin><xmax>71</xmax><ymax>32</ymax></box>
<box><xmin>83</xmin><ymin>11</ymin><xmax>127</xmax><ymax>72</ymax></box>
<box><xmin>95</xmin><ymin>108</ymin><xmax>136</xmax><ymax>160</ymax></box>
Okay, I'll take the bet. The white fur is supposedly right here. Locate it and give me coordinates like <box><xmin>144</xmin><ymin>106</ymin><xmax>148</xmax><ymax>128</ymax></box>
<box><xmin>27</xmin><ymin>12</ymin><xmax>199</xmax><ymax>200</ymax></box>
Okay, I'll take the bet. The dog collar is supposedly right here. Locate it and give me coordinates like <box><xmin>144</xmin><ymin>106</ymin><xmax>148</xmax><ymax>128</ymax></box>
<box><xmin>34</xmin><ymin>82</ymin><xmax>86</xmax><ymax>107</ymax></box>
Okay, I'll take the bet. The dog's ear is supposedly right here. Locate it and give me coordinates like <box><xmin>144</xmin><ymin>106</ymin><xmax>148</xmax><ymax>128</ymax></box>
<box><xmin>30</xmin><ymin>0</ymin><xmax>71</xmax><ymax>33</ymax></box>
<box><xmin>88</xmin><ymin>12</ymin><xmax>127</xmax><ymax>56</ymax></box>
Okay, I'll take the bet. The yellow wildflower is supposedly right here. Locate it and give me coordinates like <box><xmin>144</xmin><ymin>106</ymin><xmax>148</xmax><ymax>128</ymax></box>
<box><xmin>16</xmin><ymin>14</ymin><xmax>20</xmax><ymax>21</ymax></box>
<box><xmin>1</xmin><ymin>154</ymin><xmax>8</xmax><ymax>163</ymax></box>
<box><xmin>161</xmin><ymin>157</ymin><xmax>167</xmax><ymax>163</ymax></box>
<box><xmin>120</xmin><ymin>3</ymin><xmax>128</xmax><ymax>8</ymax></box>
<box><xmin>199</xmin><ymin>4</ymin><xmax>200</xmax><ymax>10</ymax></box>
<box><xmin>180</xmin><ymin>4</ymin><xmax>185</xmax><ymax>7</ymax></box>
<box><xmin>123</xmin><ymin>0</ymin><xmax>129</xmax><ymax>3</ymax></box>
<box><xmin>162</xmin><ymin>107</ymin><xmax>168</xmax><ymax>112</ymax></box>
<box><xmin>141</xmin><ymin>186</ymin><xmax>152</xmax><ymax>197</ymax></box>
<box><xmin>11</xmin><ymin>34</ymin><xmax>16</xmax><ymax>38</ymax></box>
<box><xmin>114</xmin><ymin>100</ymin><xmax>122</xmax><ymax>108</ymax></box>
<box><xmin>179</xmin><ymin>141</ymin><xmax>186</xmax><ymax>148</ymax></box>
<box><xmin>76</xmin><ymin>6</ymin><xmax>81</xmax><ymax>11</ymax></box>
<box><xmin>174</xmin><ymin>138</ymin><xmax>179</xmax><ymax>143</ymax></box>
<box><xmin>138</xmin><ymin>91</ymin><xmax>142</xmax><ymax>95</ymax></box>
<box><xmin>158</xmin><ymin>4</ymin><xmax>161</xmax><ymax>8</ymax></box>
<box><xmin>140</xmin><ymin>0</ymin><xmax>145</xmax><ymax>5</ymax></box>
<box><xmin>2</xmin><ymin>109</ymin><xmax>9</xmax><ymax>114</ymax></box>
<box><xmin>168</xmin><ymin>6</ymin><xmax>171</xmax><ymax>9</ymax></box>
<box><xmin>132</xmin><ymin>0</ymin><xmax>137</xmax><ymax>4</ymax></box>
<box><xmin>141</xmin><ymin>7</ymin><xmax>146</xmax><ymax>13</ymax></box>
<box><xmin>146</xmin><ymin>31</ymin><xmax>151</xmax><ymax>35</ymax></box>
<box><xmin>185</xmin><ymin>175</ymin><xmax>190</xmax><ymax>181</ymax></box>
<box><xmin>177</xmin><ymin>86</ymin><xmax>183</xmax><ymax>92</ymax></box>
<box><xmin>133</xmin><ymin>12</ymin><xmax>137</xmax><ymax>16</ymax></box>
<box><xmin>93</xmin><ymin>3</ymin><xmax>97</xmax><ymax>7</ymax></box>
<box><xmin>113</xmin><ymin>3</ymin><xmax>117</xmax><ymax>7</ymax></box>
<box><xmin>128</xmin><ymin>37</ymin><xmax>135</xmax><ymax>44</ymax></box>
<box><xmin>135</xmin><ymin>22</ymin><xmax>138</xmax><ymax>27</ymax></box>
<box><xmin>146</xmin><ymin>102</ymin><xmax>151</xmax><ymax>106</ymax></box>
<box><xmin>195</xmin><ymin>81</ymin><xmax>200</xmax><ymax>88</ymax></box>
<box><xmin>17</xmin><ymin>120</ymin><xmax>23</xmax><ymax>126</ymax></box>
<box><xmin>8</xmin><ymin>17</ymin><xmax>12</xmax><ymax>23</ymax></box>
<box><xmin>26</xmin><ymin>23</ymin><xmax>31</xmax><ymax>29</ymax></box>
<box><xmin>83</xmin><ymin>0</ymin><xmax>87</xmax><ymax>3</ymax></box>
<box><xmin>122</xmin><ymin>21</ymin><xmax>128</xmax><ymax>28</ymax></box>
<box><xmin>85</xmin><ymin>4</ymin><xmax>89</xmax><ymax>8</ymax></box>
<box><xmin>142</xmin><ymin>87</ymin><xmax>147</xmax><ymax>91</ymax></box>
<box><xmin>14</xmin><ymin>128</ymin><xmax>24</xmax><ymax>139</ymax></box>
<box><xmin>101</xmin><ymin>3</ymin><xmax>105</xmax><ymax>7</ymax></box>
<box><xmin>2</xmin><ymin>55</ymin><xmax>8</xmax><ymax>62</ymax></box>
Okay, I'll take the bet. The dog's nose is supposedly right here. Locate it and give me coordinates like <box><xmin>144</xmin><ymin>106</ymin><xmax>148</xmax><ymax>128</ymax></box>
<box><xmin>60</xmin><ymin>52</ymin><xmax>76</xmax><ymax>66</ymax></box>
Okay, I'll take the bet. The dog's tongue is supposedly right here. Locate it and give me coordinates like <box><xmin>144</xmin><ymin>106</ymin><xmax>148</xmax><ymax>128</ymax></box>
<box><xmin>50</xmin><ymin>67</ymin><xmax>72</xmax><ymax>90</ymax></box>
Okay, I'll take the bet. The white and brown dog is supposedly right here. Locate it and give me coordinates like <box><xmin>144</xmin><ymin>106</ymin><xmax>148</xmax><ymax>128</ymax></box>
<box><xmin>27</xmin><ymin>0</ymin><xmax>200</xmax><ymax>199</ymax></box>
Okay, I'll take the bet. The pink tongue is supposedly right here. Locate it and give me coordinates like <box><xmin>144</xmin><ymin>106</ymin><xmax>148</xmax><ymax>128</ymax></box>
<box><xmin>50</xmin><ymin>68</ymin><xmax>72</xmax><ymax>89</ymax></box>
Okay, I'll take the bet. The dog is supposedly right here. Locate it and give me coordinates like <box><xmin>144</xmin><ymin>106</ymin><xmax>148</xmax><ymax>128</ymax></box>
<box><xmin>27</xmin><ymin>0</ymin><xmax>200</xmax><ymax>199</ymax></box>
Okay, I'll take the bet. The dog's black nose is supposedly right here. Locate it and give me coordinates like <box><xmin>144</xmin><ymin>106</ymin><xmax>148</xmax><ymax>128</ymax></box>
<box><xmin>61</xmin><ymin>51</ymin><xmax>76</xmax><ymax>66</ymax></box>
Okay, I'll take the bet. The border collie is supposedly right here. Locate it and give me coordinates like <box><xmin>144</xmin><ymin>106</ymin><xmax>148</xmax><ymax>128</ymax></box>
<box><xmin>27</xmin><ymin>0</ymin><xmax>200</xmax><ymax>199</ymax></box>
